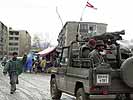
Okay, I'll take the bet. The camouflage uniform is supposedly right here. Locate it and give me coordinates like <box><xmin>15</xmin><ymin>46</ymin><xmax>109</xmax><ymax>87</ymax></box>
<box><xmin>81</xmin><ymin>39</ymin><xmax>96</xmax><ymax>58</ymax></box>
<box><xmin>89</xmin><ymin>49</ymin><xmax>104</xmax><ymax>66</ymax></box>
<box><xmin>89</xmin><ymin>40</ymin><xmax>105</xmax><ymax>66</ymax></box>
<box><xmin>81</xmin><ymin>44</ymin><xmax>93</xmax><ymax>58</ymax></box>
<box><xmin>3</xmin><ymin>58</ymin><xmax>23</xmax><ymax>94</ymax></box>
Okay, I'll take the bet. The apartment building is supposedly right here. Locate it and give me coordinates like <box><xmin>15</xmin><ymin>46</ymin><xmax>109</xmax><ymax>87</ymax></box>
<box><xmin>8</xmin><ymin>28</ymin><xmax>31</xmax><ymax>57</ymax></box>
<box><xmin>19</xmin><ymin>30</ymin><xmax>31</xmax><ymax>56</ymax></box>
<box><xmin>0</xmin><ymin>21</ymin><xmax>8</xmax><ymax>59</ymax></box>
<box><xmin>57</xmin><ymin>21</ymin><xmax>107</xmax><ymax>47</ymax></box>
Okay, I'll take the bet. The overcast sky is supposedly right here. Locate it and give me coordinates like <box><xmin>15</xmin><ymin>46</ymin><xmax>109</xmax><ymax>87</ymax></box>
<box><xmin>0</xmin><ymin>0</ymin><xmax>132</xmax><ymax>45</ymax></box>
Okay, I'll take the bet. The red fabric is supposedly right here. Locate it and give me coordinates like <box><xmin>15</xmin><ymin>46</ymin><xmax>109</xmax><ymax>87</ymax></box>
<box><xmin>86</xmin><ymin>1</ymin><xmax>97</xmax><ymax>10</ymax></box>
<box><xmin>89</xmin><ymin>39</ymin><xmax>96</xmax><ymax>46</ymax></box>
<box><xmin>106</xmin><ymin>50</ymin><xmax>112</xmax><ymax>54</ymax></box>
<box><xmin>36</xmin><ymin>47</ymin><xmax>56</xmax><ymax>56</ymax></box>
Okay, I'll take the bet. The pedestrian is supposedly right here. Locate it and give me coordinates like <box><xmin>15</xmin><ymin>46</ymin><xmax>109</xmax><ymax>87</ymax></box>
<box><xmin>32</xmin><ymin>61</ymin><xmax>39</xmax><ymax>73</ymax></box>
<box><xmin>22</xmin><ymin>53</ymin><xmax>27</xmax><ymax>72</ymax></box>
<box><xmin>25</xmin><ymin>53</ymin><xmax>33</xmax><ymax>73</ymax></box>
<box><xmin>40</xmin><ymin>57</ymin><xmax>46</xmax><ymax>72</ymax></box>
<box><xmin>1</xmin><ymin>55</ymin><xmax>8</xmax><ymax>66</ymax></box>
<box><xmin>89</xmin><ymin>40</ymin><xmax>106</xmax><ymax>66</ymax></box>
<box><xmin>3</xmin><ymin>52</ymin><xmax>25</xmax><ymax>94</ymax></box>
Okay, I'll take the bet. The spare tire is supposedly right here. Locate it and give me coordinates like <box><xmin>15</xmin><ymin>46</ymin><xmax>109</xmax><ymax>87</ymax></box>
<box><xmin>121</xmin><ymin>57</ymin><xmax>133</xmax><ymax>88</ymax></box>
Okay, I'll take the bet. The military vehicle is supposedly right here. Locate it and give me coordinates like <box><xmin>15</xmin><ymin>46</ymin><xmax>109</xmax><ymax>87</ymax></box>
<box><xmin>50</xmin><ymin>30</ymin><xmax>133</xmax><ymax>100</ymax></box>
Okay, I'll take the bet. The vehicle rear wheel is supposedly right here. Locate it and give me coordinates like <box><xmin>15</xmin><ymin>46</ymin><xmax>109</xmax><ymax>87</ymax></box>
<box><xmin>76</xmin><ymin>88</ymin><xmax>90</xmax><ymax>100</ymax></box>
<box><xmin>50</xmin><ymin>78</ymin><xmax>62</xmax><ymax>100</ymax></box>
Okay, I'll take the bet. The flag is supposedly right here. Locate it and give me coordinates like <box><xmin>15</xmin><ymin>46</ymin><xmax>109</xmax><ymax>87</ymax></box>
<box><xmin>86</xmin><ymin>1</ymin><xmax>97</xmax><ymax>10</ymax></box>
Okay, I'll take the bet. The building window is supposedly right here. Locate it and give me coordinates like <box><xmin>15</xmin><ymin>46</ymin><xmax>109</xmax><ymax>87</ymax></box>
<box><xmin>10</xmin><ymin>32</ymin><xmax>13</xmax><ymax>35</ymax></box>
<box><xmin>9</xmin><ymin>37</ymin><xmax>13</xmax><ymax>40</ymax></box>
<box><xmin>15</xmin><ymin>37</ymin><xmax>19</xmax><ymax>40</ymax></box>
<box><xmin>89</xmin><ymin>25</ymin><xmax>96</xmax><ymax>32</ymax></box>
<box><xmin>9</xmin><ymin>52</ymin><xmax>13</xmax><ymax>55</ymax></box>
<box><xmin>9</xmin><ymin>42</ymin><xmax>18</xmax><ymax>46</ymax></box>
<box><xmin>88</xmin><ymin>25</ymin><xmax>97</xmax><ymax>36</ymax></box>
<box><xmin>9</xmin><ymin>43</ymin><xmax>12</xmax><ymax>45</ymax></box>
<box><xmin>15</xmin><ymin>32</ymin><xmax>19</xmax><ymax>35</ymax></box>
<box><xmin>14</xmin><ymin>43</ymin><xmax>18</xmax><ymax>45</ymax></box>
<box><xmin>1</xmin><ymin>37</ymin><xmax>3</xmax><ymax>42</ymax></box>
<box><xmin>9</xmin><ymin>47</ymin><xmax>18</xmax><ymax>51</ymax></box>
<box><xmin>80</xmin><ymin>24</ymin><xmax>88</xmax><ymax>33</ymax></box>
<box><xmin>89</xmin><ymin>26</ymin><xmax>93</xmax><ymax>31</ymax></box>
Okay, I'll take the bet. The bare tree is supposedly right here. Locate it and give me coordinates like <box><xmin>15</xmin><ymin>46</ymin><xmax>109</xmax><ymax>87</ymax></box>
<box><xmin>32</xmin><ymin>33</ymin><xmax>52</xmax><ymax>50</ymax></box>
<box><xmin>32</xmin><ymin>35</ymin><xmax>41</xmax><ymax>49</ymax></box>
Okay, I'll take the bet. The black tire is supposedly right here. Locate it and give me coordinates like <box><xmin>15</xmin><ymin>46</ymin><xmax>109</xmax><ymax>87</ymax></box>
<box><xmin>115</xmin><ymin>94</ymin><xmax>131</xmax><ymax>100</ymax></box>
<box><xmin>76</xmin><ymin>88</ymin><xmax>90</xmax><ymax>100</ymax></box>
<box><xmin>50</xmin><ymin>78</ymin><xmax>62</xmax><ymax>100</ymax></box>
<box><xmin>125</xmin><ymin>93</ymin><xmax>131</xmax><ymax>100</ymax></box>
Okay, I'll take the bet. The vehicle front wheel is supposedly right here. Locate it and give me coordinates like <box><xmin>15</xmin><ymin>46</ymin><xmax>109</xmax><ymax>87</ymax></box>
<box><xmin>125</xmin><ymin>93</ymin><xmax>131</xmax><ymax>100</ymax></box>
<box><xmin>50</xmin><ymin>78</ymin><xmax>62</xmax><ymax>100</ymax></box>
<box><xmin>76</xmin><ymin>88</ymin><xmax>90</xmax><ymax>100</ymax></box>
<box><xmin>115</xmin><ymin>94</ymin><xmax>131</xmax><ymax>100</ymax></box>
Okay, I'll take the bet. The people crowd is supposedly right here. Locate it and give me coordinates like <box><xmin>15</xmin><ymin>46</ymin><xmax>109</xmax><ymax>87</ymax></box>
<box><xmin>24</xmin><ymin>54</ymin><xmax>50</xmax><ymax>73</ymax></box>
<box><xmin>1</xmin><ymin>52</ymin><xmax>51</xmax><ymax>94</ymax></box>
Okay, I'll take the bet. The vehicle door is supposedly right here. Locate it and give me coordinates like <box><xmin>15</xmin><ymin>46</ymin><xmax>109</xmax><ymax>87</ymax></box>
<box><xmin>56</xmin><ymin>47</ymin><xmax>69</xmax><ymax>91</ymax></box>
<box><xmin>66</xmin><ymin>49</ymin><xmax>92</xmax><ymax>95</ymax></box>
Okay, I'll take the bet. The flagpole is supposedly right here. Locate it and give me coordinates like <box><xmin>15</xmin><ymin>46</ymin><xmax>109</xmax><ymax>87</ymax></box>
<box><xmin>80</xmin><ymin>6</ymin><xmax>87</xmax><ymax>22</ymax></box>
<box><xmin>77</xmin><ymin>1</ymin><xmax>88</xmax><ymax>42</ymax></box>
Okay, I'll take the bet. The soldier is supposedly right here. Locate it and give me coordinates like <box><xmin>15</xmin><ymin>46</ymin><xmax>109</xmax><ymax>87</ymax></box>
<box><xmin>3</xmin><ymin>52</ymin><xmax>24</xmax><ymax>94</ymax></box>
<box><xmin>89</xmin><ymin>40</ymin><xmax>106</xmax><ymax>66</ymax></box>
<box><xmin>81</xmin><ymin>38</ymin><xmax>96</xmax><ymax>58</ymax></box>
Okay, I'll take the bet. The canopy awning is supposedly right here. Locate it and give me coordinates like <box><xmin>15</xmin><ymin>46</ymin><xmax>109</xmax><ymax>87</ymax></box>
<box><xmin>36</xmin><ymin>47</ymin><xmax>56</xmax><ymax>56</ymax></box>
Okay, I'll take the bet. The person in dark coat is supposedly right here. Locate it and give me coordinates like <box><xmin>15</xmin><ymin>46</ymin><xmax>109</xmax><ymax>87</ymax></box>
<box><xmin>81</xmin><ymin>39</ymin><xmax>96</xmax><ymax>58</ymax></box>
<box><xmin>22</xmin><ymin>53</ymin><xmax>27</xmax><ymax>72</ymax></box>
<box><xmin>3</xmin><ymin>52</ymin><xmax>25</xmax><ymax>94</ymax></box>
<box><xmin>89</xmin><ymin>40</ymin><xmax>106</xmax><ymax>66</ymax></box>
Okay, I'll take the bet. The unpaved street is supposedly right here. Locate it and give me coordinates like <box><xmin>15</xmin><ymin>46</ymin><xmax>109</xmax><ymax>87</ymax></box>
<box><xmin>0</xmin><ymin>64</ymin><xmax>75</xmax><ymax>100</ymax></box>
<box><xmin>0</xmin><ymin>64</ymin><xmax>119</xmax><ymax>100</ymax></box>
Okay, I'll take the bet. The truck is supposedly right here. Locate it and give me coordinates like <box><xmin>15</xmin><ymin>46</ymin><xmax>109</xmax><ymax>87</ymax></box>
<box><xmin>50</xmin><ymin>30</ymin><xmax>133</xmax><ymax>100</ymax></box>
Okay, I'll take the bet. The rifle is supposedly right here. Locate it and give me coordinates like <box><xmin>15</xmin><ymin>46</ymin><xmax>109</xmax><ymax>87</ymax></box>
<box><xmin>93</xmin><ymin>30</ymin><xmax>125</xmax><ymax>44</ymax></box>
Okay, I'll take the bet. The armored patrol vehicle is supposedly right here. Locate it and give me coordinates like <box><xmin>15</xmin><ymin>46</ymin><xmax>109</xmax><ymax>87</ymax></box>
<box><xmin>50</xmin><ymin>30</ymin><xmax>133</xmax><ymax>100</ymax></box>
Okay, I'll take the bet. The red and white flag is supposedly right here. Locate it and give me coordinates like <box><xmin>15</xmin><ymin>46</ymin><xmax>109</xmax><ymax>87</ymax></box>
<box><xmin>86</xmin><ymin>1</ymin><xmax>97</xmax><ymax>10</ymax></box>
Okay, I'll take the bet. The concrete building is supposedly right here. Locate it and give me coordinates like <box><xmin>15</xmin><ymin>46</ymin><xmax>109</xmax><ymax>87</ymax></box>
<box><xmin>0</xmin><ymin>21</ymin><xmax>8</xmax><ymax>59</ymax></box>
<box><xmin>57</xmin><ymin>21</ymin><xmax>107</xmax><ymax>47</ymax></box>
<box><xmin>8</xmin><ymin>28</ymin><xmax>31</xmax><ymax>57</ymax></box>
<box><xmin>19</xmin><ymin>30</ymin><xmax>31</xmax><ymax>56</ymax></box>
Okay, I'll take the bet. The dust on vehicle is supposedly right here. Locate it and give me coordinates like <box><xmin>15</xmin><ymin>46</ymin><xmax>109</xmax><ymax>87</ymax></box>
<box><xmin>50</xmin><ymin>30</ymin><xmax>133</xmax><ymax>100</ymax></box>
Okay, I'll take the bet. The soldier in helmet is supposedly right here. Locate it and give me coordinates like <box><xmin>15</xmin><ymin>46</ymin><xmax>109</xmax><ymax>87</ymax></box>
<box><xmin>81</xmin><ymin>38</ymin><xmax>96</xmax><ymax>58</ymax></box>
<box><xmin>89</xmin><ymin>40</ymin><xmax>106</xmax><ymax>66</ymax></box>
<box><xmin>3</xmin><ymin>52</ymin><xmax>25</xmax><ymax>94</ymax></box>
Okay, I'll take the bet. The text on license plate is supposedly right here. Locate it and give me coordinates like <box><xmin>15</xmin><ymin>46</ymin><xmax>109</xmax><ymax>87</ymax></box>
<box><xmin>96</xmin><ymin>74</ymin><xmax>109</xmax><ymax>84</ymax></box>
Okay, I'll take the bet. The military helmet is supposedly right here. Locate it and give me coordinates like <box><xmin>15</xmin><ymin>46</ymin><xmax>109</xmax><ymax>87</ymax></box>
<box><xmin>96</xmin><ymin>40</ymin><xmax>105</xmax><ymax>47</ymax></box>
<box><xmin>88</xmin><ymin>39</ymin><xmax>96</xmax><ymax>46</ymax></box>
<box><xmin>87</xmin><ymin>39</ymin><xmax>96</xmax><ymax>48</ymax></box>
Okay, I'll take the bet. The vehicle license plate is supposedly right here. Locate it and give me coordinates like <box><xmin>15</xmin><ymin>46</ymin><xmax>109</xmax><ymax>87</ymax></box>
<box><xmin>96</xmin><ymin>74</ymin><xmax>109</xmax><ymax>84</ymax></box>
